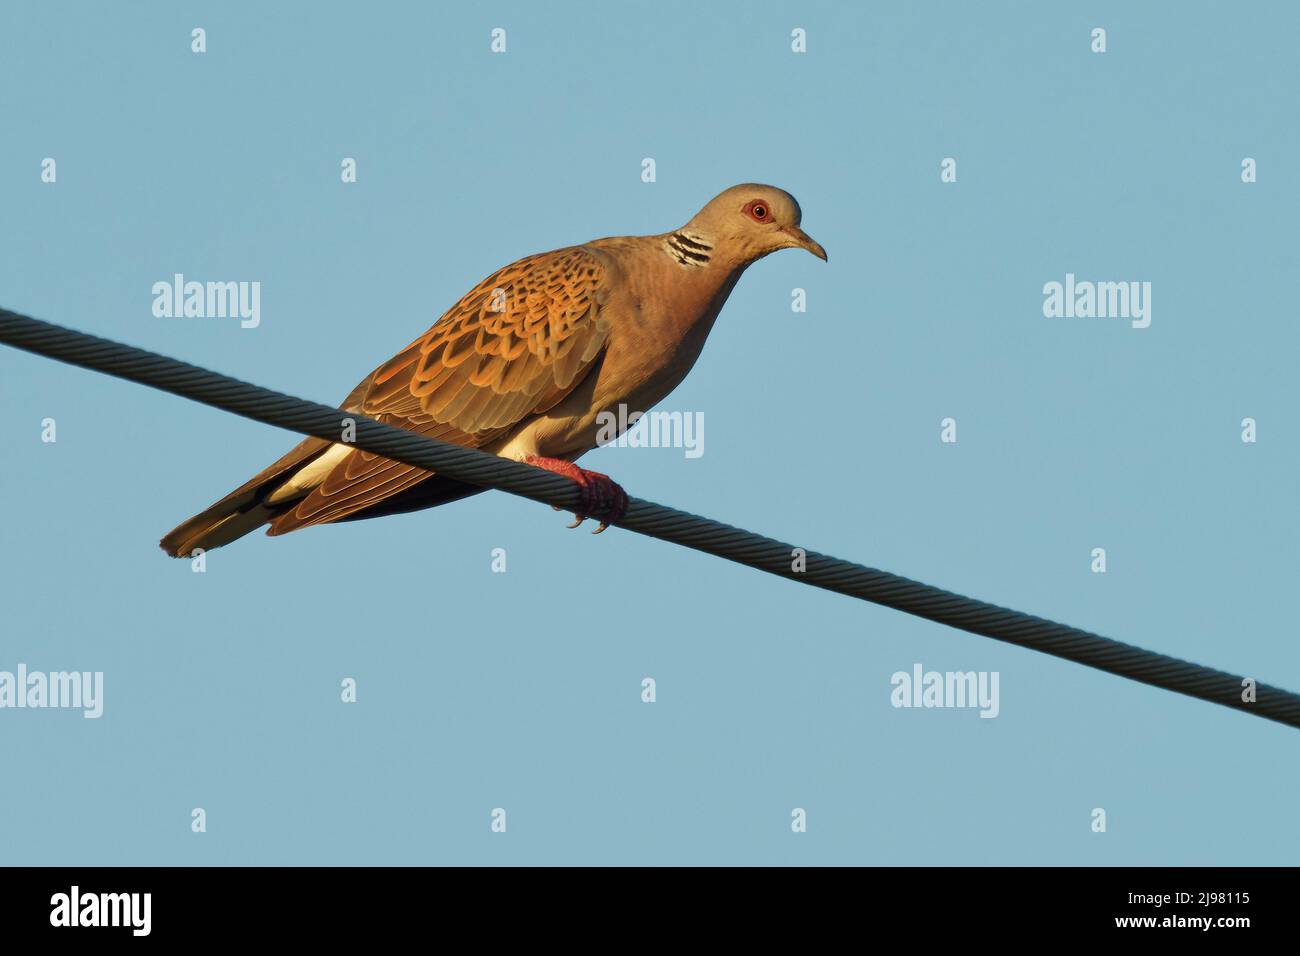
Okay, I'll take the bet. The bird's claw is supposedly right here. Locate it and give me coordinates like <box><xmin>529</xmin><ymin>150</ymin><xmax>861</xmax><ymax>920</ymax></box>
<box><xmin>524</xmin><ymin>456</ymin><xmax>629</xmax><ymax>534</ymax></box>
<box><xmin>563</xmin><ymin>514</ymin><xmax>609</xmax><ymax>533</ymax></box>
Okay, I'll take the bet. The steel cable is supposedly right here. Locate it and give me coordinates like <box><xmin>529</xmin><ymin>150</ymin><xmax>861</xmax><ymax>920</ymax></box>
<box><xmin>3</xmin><ymin>307</ymin><xmax>1297</xmax><ymax>729</ymax></box>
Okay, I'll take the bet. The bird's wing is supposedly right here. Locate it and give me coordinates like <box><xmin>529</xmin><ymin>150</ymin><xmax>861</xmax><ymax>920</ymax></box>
<box><xmin>268</xmin><ymin>246</ymin><xmax>613</xmax><ymax>533</ymax></box>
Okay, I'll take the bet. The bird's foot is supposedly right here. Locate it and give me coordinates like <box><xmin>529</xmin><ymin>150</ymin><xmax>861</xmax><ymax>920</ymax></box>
<box><xmin>524</xmin><ymin>456</ymin><xmax>628</xmax><ymax>533</ymax></box>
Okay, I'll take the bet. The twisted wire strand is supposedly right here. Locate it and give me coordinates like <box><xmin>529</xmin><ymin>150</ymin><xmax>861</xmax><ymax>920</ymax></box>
<box><xmin>3</xmin><ymin>307</ymin><xmax>1297</xmax><ymax>729</ymax></box>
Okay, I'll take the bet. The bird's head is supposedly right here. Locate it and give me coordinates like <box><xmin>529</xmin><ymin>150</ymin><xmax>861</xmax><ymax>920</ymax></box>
<box><xmin>678</xmin><ymin>183</ymin><xmax>827</xmax><ymax>268</ymax></box>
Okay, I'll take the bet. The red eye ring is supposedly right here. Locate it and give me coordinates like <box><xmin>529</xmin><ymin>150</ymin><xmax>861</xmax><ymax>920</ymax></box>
<box><xmin>743</xmin><ymin>199</ymin><xmax>774</xmax><ymax>223</ymax></box>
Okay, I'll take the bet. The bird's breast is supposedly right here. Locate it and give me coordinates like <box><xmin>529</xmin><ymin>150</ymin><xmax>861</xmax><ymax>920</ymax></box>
<box><xmin>492</xmin><ymin>259</ymin><xmax>742</xmax><ymax>463</ymax></box>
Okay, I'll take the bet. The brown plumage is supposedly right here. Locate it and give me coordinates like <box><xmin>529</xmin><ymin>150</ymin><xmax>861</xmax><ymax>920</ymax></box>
<box><xmin>160</xmin><ymin>183</ymin><xmax>825</xmax><ymax>557</ymax></box>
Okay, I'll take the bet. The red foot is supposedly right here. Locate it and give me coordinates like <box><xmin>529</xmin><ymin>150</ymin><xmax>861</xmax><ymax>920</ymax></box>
<box><xmin>524</xmin><ymin>456</ymin><xmax>629</xmax><ymax>531</ymax></box>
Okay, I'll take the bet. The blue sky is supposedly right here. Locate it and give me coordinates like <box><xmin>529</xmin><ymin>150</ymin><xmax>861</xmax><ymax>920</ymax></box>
<box><xmin>1</xmin><ymin>1</ymin><xmax>1297</xmax><ymax>864</ymax></box>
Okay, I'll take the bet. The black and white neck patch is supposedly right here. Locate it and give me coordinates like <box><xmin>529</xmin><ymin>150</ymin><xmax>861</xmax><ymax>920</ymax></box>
<box><xmin>663</xmin><ymin>231</ymin><xmax>713</xmax><ymax>267</ymax></box>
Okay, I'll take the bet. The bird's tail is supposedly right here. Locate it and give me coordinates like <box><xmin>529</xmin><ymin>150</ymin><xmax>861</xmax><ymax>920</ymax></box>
<box><xmin>159</xmin><ymin>436</ymin><xmax>332</xmax><ymax>558</ymax></box>
<box><xmin>159</xmin><ymin>499</ymin><xmax>281</xmax><ymax>558</ymax></box>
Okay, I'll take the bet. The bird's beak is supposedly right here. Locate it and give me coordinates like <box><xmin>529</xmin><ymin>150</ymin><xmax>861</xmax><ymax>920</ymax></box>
<box><xmin>785</xmin><ymin>226</ymin><xmax>828</xmax><ymax>261</ymax></box>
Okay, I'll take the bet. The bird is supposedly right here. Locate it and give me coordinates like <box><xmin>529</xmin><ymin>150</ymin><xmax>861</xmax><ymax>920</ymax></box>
<box><xmin>160</xmin><ymin>183</ymin><xmax>826</xmax><ymax>556</ymax></box>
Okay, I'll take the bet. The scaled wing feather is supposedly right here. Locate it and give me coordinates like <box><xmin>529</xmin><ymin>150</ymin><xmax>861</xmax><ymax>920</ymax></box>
<box><xmin>268</xmin><ymin>246</ymin><xmax>612</xmax><ymax>534</ymax></box>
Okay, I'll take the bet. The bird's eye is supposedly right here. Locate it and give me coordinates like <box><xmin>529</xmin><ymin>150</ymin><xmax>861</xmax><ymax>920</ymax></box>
<box><xmin>743</xmin><ymin>200</ymin><xmax>774</xmax><ymax>223</ymax></box>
